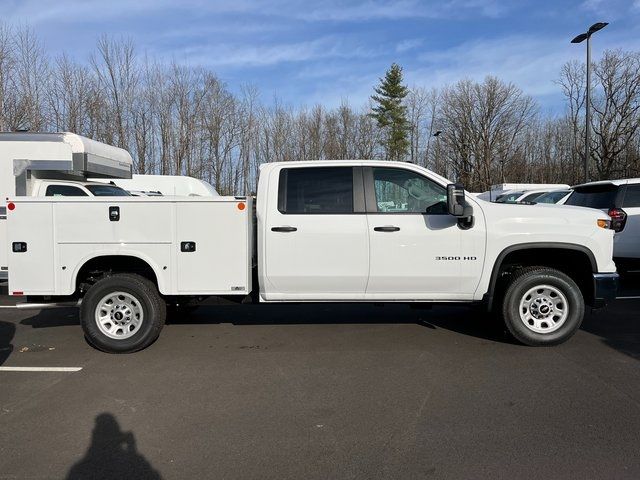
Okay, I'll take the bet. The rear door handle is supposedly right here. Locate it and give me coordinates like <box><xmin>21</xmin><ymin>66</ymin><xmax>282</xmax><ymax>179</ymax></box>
<box><xmin>271</xmin><ymin>226</ymin><xmax>297</xmax><ymax>232</ymax></box>
<box><xmin>374</xmin><ymin>226</ymin><xmax>400</xmax><ymax>232</ymax></box>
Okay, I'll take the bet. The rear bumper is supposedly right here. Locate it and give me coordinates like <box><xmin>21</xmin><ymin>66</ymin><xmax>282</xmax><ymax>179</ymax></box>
<box><xmin>592</xmin><ymin>273</ymin><xmax>619</xmax><ymax>307</ymax></box>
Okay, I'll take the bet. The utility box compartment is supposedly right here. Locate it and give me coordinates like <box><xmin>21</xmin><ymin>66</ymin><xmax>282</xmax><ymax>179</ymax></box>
<box><xmin>6</xmin><ymin>197</ymin><xmax>253</xmax><ymax>297</ymax></box>
<box><xmin>6</xmin><ymin>202</ymin><xmax>55</xmax><ymax>294</ymax></box>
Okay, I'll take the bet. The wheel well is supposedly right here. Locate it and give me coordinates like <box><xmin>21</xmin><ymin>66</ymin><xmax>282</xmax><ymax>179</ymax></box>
<box><xmin>489</xmin><ymin>247</ymin><xmax>595</xmax><ymax>309</ymax></box>
<box><xmin>76</xmin><ymin>256</ymin><xmax>159</xmax><ymax>293</ymax></box>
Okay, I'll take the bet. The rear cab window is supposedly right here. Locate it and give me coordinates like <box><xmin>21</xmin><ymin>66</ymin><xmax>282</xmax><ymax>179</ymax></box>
<box><xmin>278</xmin><ymin>167</ymin><xmax>355</xmax><ymax>214</ymax></box>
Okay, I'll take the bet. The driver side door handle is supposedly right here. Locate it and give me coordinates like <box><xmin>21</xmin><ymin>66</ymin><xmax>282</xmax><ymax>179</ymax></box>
<box><xmin>373</xmin><ymin>226</ymin><xmax>400</xmax><ymax>232</ymax></box>
<box><xmin>271</xmin><ymin>226</ymin><xmax>297</xmax><ymax>232</ymax></box>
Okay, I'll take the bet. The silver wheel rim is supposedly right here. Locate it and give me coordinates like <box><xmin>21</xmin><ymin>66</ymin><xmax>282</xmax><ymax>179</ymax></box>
<box><xmin>95</xmin><ymin>291</ymin><xmax>144</xmax><ymax>340</ymax></box>
<box><xmin>518</xmin><ymin>284</ymin><xmax>569</xmax><ymax>334</ymax></box>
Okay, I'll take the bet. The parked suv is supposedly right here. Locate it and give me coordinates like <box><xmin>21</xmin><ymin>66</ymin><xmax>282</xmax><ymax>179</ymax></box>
<box><xmin>565</xmin><ymin>179</ymin><xmax>640</xmax><ymax>269</ymax></box>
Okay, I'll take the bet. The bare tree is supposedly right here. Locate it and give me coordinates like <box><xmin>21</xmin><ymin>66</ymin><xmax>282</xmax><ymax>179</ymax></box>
<box><xmin>90</xmin><ymin>35</ymin><xmax>138</xmax><ymax>151</ymax></box>
<box><xmin>438</xmin><ymin>77</ymin><xmax>536</xmax><ymax>190</ymax></box>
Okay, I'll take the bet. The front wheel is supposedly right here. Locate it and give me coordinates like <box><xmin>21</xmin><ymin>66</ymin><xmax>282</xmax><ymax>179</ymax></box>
<box><xmin>501</xmin><ymin>267</ymin><xmax>584</xmax><ymax>346</ymax></box>
<box><xmin>80</xmin><ymin>274</ymin><xmax>166</xmax><ymax>353</ymax></box>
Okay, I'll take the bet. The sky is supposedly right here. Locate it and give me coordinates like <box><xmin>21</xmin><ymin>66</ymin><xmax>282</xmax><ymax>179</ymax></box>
<box><xmin>4</xmin><ymin>0</ymin><xmax>640</xmax><ymax>114</ymax></box>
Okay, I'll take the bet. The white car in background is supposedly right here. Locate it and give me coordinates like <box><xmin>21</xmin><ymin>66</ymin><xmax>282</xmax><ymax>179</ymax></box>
<box><xmin>565</xmin><ymin>179</ymin><xmax>640</xmax><ymax>270</ymax></box>
<box><xmin>495</xmin><ymin>189</ymin><xmax>559</xmax><ymax>204</ymax></box>
<box><xmin>533</xmin><ymin>189</ymin><xmax>573</xmax><ymax>204</ymax></box>
<box><xmin>477</xmin><ymin>183</ymin><xmax>570</xmax><ymax>202</ymax></box>
<box><xmin>34</xmin><ymin>180</ymin><xmax>131</xmax><ymax>197</ymax></box>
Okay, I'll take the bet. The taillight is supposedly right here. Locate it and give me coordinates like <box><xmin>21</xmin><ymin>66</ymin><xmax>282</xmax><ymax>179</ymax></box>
<box><xmin>608</xmin><ymin>207</ymin><xmax>627</xmax><ymax>232</ymax></box>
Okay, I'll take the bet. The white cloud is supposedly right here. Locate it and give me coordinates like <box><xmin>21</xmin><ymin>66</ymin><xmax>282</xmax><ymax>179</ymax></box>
<box><xmin>580</xmin><ymin>0</ymin><xmax>638</xmax><ymax>19</ymax></box>
<box><xmin>581</xmin><ymin>0</ymin><xmax>606</xmax><ymax>10</ymax></box>
<box><xmin>5</xmin><ymin>0</ymin><xmax>513</xmax><ymax>25</ymax></box>
<box><xmin>173</xmin><ymin>36</ymin><xmax>379</xmax><ymax>68</ymax></box>
<box><xmin>297</xmin><ymin>0</ymin><xmax>511</xmax><ymax>22</ymax></box>
<box><xmin>403</xmin><ymin>28</ymin><xmax>640</xmax><ymax>112</ymax></box>
<box><xmin>412</xmin><ymin>35</ymin><xmax>572</xmax><ymax>96</ymax></box>
<box><xmin>396</xmin><ymin>38</ymin><xmax>423</xmax><ymax>53</ymax></box>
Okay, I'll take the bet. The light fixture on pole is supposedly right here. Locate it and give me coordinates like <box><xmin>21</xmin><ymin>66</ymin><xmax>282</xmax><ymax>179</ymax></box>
<box><xmin>571</xmin><ymin>22</ymin><xmax>608</xmax><ymax>182</ymax></box>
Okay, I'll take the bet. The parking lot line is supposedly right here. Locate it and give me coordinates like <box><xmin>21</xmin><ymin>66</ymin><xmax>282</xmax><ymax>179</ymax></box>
<box><xmin>0</xmin><ymin>367</ymin><xmax>82</xmax><ymax>372</ymax></box>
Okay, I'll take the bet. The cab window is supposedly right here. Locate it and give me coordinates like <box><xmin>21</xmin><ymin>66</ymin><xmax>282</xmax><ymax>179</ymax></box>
<box><xmin>45</xmin><ymin>185</ymin><xmax>88</xmax><ymax>196</ymax></box>
<box><xmin>278</xmin><ymin>167</ymin><xmax>354</xmax><ymax>214</ymax></box>
<box><xmin>372</xmin><ymin>168</ymin><xmax>447</xmax><ymax>214</ymax></box>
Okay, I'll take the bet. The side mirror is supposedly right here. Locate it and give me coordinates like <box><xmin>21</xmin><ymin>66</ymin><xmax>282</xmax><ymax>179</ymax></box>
<box><xmin>447</xmin><ymin>183</ymin><xmax>466</xmax><ymax>217</ymax></box>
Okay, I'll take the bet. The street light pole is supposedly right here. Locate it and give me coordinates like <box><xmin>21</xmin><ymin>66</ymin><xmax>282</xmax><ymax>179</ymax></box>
<box><xmin>571</xmin><ymin>22</ymin><xmax>608</xmax><ymax>183</ymax></box>
<box><xmin>585</xmin><ymin>34</ymin><xmax>591</xmax><ymax>183</ymax></box>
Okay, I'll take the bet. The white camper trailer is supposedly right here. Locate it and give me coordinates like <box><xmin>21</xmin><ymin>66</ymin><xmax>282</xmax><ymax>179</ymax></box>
<box><xmin>0</xmin><ymin>132</ymin><xmax>133</xmax><ymax>280</ymax></box>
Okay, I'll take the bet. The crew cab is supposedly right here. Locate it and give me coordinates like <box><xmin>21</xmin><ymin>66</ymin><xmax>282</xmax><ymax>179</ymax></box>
<box><xmin>5</xmin><ymin>161</ymin><xmax>619</xmax><ymax>352</ymax></box>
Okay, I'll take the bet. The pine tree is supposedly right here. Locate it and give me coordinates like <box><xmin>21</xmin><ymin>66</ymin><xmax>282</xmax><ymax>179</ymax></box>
<box><xmin>370</xmin><ymin>63</ymin><xmax>410</xmax><ymax>161</ymax></box>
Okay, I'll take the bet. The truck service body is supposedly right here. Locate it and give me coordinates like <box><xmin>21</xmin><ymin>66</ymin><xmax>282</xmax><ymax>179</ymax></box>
<box><xmin>6</xmin><ymin>160</ymin><xmax>619</xmax><ymax>352</ymax></box>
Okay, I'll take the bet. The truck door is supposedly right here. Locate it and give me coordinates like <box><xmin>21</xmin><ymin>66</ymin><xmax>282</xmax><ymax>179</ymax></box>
<box><xmin>364</xmin><ymin>166</ymin><xmax>483</xmax><ymax>299</ymax></box>
<box><xmin>263</xmin><ymin>166</ymin><xmax>369</xmax><ymax>300</ymax></box>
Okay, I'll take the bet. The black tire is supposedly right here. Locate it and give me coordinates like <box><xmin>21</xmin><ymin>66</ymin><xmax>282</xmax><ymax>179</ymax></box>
<box><xmin>501</xmin><ymin>267</ymin><xmax>584</xmax><ymax>346</ymax></box>
<box><xmin>80</xmin><ymin>274</ymin><xmax>166</xmax><ymax>353</ymax></box>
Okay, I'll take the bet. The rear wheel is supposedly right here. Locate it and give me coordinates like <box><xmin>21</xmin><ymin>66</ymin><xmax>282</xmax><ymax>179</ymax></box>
<box><xmin>501</xmin><ymin>267</ymin><xmax>584</xmax><ymax>346</ymax></box>
<box><xmin>80</xmin><ymin>274</ymin><xmax>166</xmax><ymax>353</ymax></box>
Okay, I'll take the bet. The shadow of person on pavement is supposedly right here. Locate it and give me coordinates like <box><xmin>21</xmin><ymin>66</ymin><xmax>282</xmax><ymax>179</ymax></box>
<box><xmin>66</xmin><ymin>413</ymin><xmax>162</xmax><ymax>480</ymax></box>
<box><xmin>0</xmin><ymin>321</ymin><xmax>15</xmax><ymax>366</ymax></box>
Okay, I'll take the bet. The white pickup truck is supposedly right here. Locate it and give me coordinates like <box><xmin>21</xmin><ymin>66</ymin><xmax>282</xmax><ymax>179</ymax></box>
<box><xmin>5</xmin><ymin>161</ymin><xmax>618</xmax><ymax>352</ymax></box>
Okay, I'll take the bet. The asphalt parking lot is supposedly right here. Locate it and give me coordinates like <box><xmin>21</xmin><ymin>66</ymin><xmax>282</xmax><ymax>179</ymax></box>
<box><xmin>1</xmin><ymin>294</ymin><xmax>640</xmax><ymax>479</ymax></box>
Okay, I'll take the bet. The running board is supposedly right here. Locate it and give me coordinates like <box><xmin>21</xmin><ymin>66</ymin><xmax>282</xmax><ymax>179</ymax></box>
<box><xmin>15</xmin><ymin>300</ymin><xmax>81</xmax><ymax>310</ymax></box>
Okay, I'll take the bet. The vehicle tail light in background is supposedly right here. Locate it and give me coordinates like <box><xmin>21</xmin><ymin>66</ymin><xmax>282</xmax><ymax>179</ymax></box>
<box><xmin>608</xmin><ymin>208</ymin><xmax>627</xmax><ymax>232</ymax></box>
<box><xmin>12</xmin><ymin>291</ymin><xmax>23</xmax><ymax>296</ymax></box>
